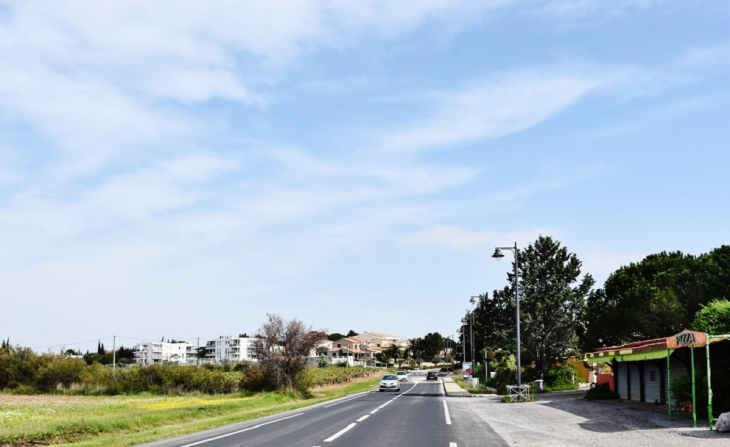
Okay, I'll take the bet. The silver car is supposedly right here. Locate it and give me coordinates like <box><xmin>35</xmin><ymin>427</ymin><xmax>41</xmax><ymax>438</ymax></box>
<box><xmin>396</xmin><ymin>370</ymin><xmax>408</xmax><ymax>382</ymax></box>
<box><xmin>379</xmin><ymin>374</ymin><xmax>401</xmax><ymax>392</ymax></box>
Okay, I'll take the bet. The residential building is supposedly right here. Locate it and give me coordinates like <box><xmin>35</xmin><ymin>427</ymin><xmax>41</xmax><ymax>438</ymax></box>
<box><xmin>133</xmin><ymin>341</ymin><xmax>195</xmax><ymax>365</ymax></box>
<box><xmin>204</xmin><ymin>335</ymin><xmax>258</xmax><ymax>363</ymax></box>
<box><xmin>360</xmin><ymin>331</ymin><xmax>409</xmax><ymax>349</ymax></box>
<box><xmin>328</xmin><ymin>335</ymin><xmax>383</xmax><ymax>364</ymax></box>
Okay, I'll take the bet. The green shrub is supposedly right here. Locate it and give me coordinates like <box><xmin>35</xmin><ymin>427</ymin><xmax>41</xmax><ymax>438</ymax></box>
<box><xmin>36</xmin><ymin>357</ymin><xmax>87</xmax><ymax>392</ymax></box>
<box><xmin>692</xmin><ymin>299</ymin><xmax>730</xmax><ymax>334</ymax></box>
<box><xmin>543</xmin><ymin>365</ymin><xmax>582</xmax><ymax>391</ymax></box>
<box><xmin>584</xmin><ymin>382</ymin><xmax>617</xmax><ymax>400</ymax></box>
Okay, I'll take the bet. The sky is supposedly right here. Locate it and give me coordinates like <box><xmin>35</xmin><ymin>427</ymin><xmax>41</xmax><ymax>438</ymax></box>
<box><xmin>2</xmin><ymin>0</ymin><xmax>729</xmax><ymax>353</ymax></box>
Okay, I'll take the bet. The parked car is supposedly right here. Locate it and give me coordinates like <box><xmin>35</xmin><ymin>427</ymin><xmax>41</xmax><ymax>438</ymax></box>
<box><xmin>426</xmin><ymin>371</ymin><xmax>438</xmax><ymax>381</ymax></box>
<box><xmin>396</xmin><ymin>371</ymin><xmax>408</xmax><ymax>382</ymax></box>
<box><xmin>379</xmin><ymin>374</ymin><xmax>401</xmax><ymax>392</ymax></box>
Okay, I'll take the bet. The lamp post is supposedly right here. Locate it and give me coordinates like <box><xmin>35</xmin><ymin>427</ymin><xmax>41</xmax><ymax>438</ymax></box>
<box><xmin>469</xmin><ymin>296</ymin><xmax>480</xmax><ymax>365</ymax></box>
<box><xmin>492</xmin><ymin>242</ymin><xmax>521</xmax><ymax>390</ymax></box>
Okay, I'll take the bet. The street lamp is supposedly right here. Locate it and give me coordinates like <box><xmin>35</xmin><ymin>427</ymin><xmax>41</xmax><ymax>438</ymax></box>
<box><xmin>492</xmin><ymin>242</ymin><xmax>521</xmax><ymax>390</ymax></box>
<box><xmin>469</xmin><ymin>296</ymin><xmax>479</xmax><ymax>365</ymax></box>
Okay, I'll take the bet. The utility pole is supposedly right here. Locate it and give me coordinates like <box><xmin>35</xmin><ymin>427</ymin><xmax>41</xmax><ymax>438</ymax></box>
<box><xmin>484</xmin><ymin>330</ymin><xmax>489</xmax><ymax>385</ymax></box>
<box><xmin>470</xmin><ymin>311</ymin><xmax>474</xmax><ymax>363</ymax></box>
<box><xmin>112</xmin><ymin>335</ymin><xmax>116</xmax><ymax>376</ymax></box>
<box><xmin>461</xmin><ymin>328</ymin><xmax>465</xmax><ymax>364</ymax></box>
<box><xmin>197</xmin><ymin>337</ymin><xmax>200</xmax><ymax>366</ymax></box>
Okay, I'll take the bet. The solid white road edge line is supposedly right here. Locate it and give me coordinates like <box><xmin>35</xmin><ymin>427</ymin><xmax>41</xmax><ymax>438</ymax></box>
<box><xmin>443</xmin><ymin>400</ymin><xmax>452</xmax><ymax>425</ymax></box>
<box><xmin>324</xmin><ymin>423</ymin><xmax>357</xmax><ymax>443</ymax></box>
<box><xmin>179</xmin><ymin>413</ymin><xmax>304</xmax><ymax>447</ymax></box>
<box><xmin>356</xmin><ymin>415</ymin><xmax>369</xmax><ymax>422</ymax></box>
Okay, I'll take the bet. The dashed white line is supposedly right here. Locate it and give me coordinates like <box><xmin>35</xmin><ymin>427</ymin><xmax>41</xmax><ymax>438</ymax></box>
<box><xmin>324</xmin><ymin>395</ymin><xmax>361</xmax><ymax>407</ymax></box>
<box><xmin>370</xmin><ymin>408</ymin><xmax>379</xmax><ymax>414</ymax></box>
<box><xmin>324</xmin><ymin>423</ymin><xmax>357</xmax><ymax>442</ymax></box>
<box><xmin>443</xmin><ymin>400</ymin><xmax>452</xmax><ymax>425</ymax></box>
<box><xmin>356</xmin><ymin>415</ymin><xmax>369</xmax><ymax>422</ymax></box>
<box><xmin>450</xmin><ymin>443</ymin><xmax>457</xmax><ymax>447</ymax></box>
<box><xmin>179</xmin><ymin>413</ymin><xmax>304</xmax><ymax>447</ymax></box>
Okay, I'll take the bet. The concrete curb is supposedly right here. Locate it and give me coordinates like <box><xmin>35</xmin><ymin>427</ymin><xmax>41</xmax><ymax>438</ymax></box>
<box><xmin>442</xmin><ymin>376</ymin><xmax>497</xmax><ymax>398</ymax></box>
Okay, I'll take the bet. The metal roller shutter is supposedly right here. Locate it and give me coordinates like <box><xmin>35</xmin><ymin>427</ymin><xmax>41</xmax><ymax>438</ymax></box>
<box><xmin>643</xmin><ymin>361</ymin><xmax>662</xmax><ymax>403</ymax></box>
<box><xmin>629</xmin><ymin>363</ymin><xmax>642</xmax><ymax>401</ymax></box>
<box><xmin>616</xmin><ymin>362</ymin><xmax>628</xmax><ymax>399</ymax></box>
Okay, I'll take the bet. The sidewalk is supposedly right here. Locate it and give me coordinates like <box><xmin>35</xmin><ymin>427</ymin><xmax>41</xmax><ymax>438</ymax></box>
<box><xmin>442</xmin><ymin>375</ymin><xmax>497</xmax><ymax>398</ymax></box>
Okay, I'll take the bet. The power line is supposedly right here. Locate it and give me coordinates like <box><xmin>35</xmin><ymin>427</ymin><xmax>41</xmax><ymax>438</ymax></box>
<box><xmin>27</xmin><ymin>334</ymin><xmax>223</xmax><ymax>350</ymax></box>
<box><xmin>30</xmin><ymin>336</ymin><xmax>114</xmax><ymax>349</ymax></box>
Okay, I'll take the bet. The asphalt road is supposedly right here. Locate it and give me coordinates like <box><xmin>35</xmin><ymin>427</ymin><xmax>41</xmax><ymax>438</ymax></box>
<box><xmin>143</xmin><ymin>376</ymin><xmax>508</xmax><ymax>447</ymax></box>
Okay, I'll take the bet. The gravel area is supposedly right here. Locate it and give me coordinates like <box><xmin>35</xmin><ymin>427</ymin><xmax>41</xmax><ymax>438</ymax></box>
<box><xmin>459</xmin><ymin>390</ymin><xmax>729</xmax><ymax>446</ymax></box>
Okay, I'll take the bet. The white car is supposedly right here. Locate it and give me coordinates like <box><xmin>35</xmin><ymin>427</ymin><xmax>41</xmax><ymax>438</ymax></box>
<box><xmin>396</xmin><ymin>371</ymin><xmax>408</xmax><ymax>382</ymax></box>
<box><xmin>379</xmin><ymin>374</ymin><xmax>401</xmax><ymax>392</ymax></box>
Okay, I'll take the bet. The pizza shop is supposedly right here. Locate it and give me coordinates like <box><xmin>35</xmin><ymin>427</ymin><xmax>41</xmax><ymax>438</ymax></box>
<box><xmin>586</xmin><ymin>330</ymin><xmax>730</xmax><ymax>430</ymax></box>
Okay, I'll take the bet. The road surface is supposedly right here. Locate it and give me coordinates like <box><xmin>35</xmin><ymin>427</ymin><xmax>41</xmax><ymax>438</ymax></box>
<box><xmin>143</xmin><ymin>375</ymin><xmax>506</xmax><ymax>447</ymax></box>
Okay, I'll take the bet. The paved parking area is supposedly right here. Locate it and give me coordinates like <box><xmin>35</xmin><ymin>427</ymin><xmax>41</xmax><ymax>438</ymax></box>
<box><xmin>450</xmin><ymin>389</ymin><xmax>729</xmax><ymax>446</ymax></box>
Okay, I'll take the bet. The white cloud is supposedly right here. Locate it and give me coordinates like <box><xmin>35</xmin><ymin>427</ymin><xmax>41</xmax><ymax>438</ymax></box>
<box><xmin>399</xmin><ymin>225</ymin><xmax>553</xmax><ymax>250</ymax></box>
<box><xmin>377</xmin><ymin>68</ymin><xmax>611</xmax><ymax>153</ymax></box>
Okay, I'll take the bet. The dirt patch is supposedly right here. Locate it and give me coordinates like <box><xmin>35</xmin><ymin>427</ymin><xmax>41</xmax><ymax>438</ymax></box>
<box><xmin>0</xmin><ymin>395</ymin><xmax>86</xmax><ymax>405</ymax></box>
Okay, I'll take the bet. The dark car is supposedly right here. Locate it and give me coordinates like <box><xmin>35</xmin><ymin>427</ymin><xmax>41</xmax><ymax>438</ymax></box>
<box><xmin>426</xmin><ymin>371</ymin><xmax>438</xmax><ymax>380</ymax></box>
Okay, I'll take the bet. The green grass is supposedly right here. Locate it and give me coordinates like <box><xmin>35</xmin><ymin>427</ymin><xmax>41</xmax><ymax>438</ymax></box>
<box><xmin>451</xmin><ymin>376</ymin><xmax>495</xmax><ymax>394</ymax></box>
<box><xmin>0</xmin><ymin>377</ymin><xmax>382</xmax><ymax>447</ymax></box>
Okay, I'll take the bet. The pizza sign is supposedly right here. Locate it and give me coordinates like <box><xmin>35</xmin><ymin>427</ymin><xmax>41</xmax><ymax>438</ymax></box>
<box><xmin>667</xmin><ymin>330</ymin><xmax>706</xmax><ymax>349</ymax></box>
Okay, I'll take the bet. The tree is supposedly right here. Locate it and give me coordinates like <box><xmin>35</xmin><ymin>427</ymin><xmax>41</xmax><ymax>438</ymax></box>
<box><xmin>346</xmin><ymin>330</ymin><xmax>359</xmax><ymax>337</ymax></box>
<box><xmin>478</xmin><ymin>236</ymin><xmax>593</xmax><ymax>380</ymax></box>
<box><xmin>421</xmin><ymin>333</ymin><xmax>444</xmax><ymax>360</ymax></box>
<box><xmin>581</xmin><ymin>250</ymin><xmax>726</xmax><ymax>350</ymax></box>
<box><xmin>409</xmin><ymin>338</ymin><xmax>424</xmax><ymax>363</ymax></box>
<box><xmin>252</xmin><ymin>314</ymin><xmax>326</xmax><ymax>392</ymax></box>
<box><xmin>327</xmin><ymin>333</ymin><xmax>344</xmax><ymax>341</ymax></box>
<box><xmin>384</xmin><ymin>344</ymin><xmax>401</xmax><ymax>363</ymax></box>
<box><xmin>692</xmin><ymin>300</ymin><xmax>730</xmax><ymax>334</ymax></box>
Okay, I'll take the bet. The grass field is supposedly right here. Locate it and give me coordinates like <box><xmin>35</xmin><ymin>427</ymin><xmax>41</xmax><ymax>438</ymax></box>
<box><xmin>0</xmin><ymin>376</ymin><xmax>382</xmax><ymax>447</ymax></box>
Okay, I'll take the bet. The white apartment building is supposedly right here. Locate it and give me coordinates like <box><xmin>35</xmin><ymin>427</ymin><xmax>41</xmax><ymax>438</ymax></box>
<box><xmin>134</xmin><ymin>341</ymin><xmax>196</xmax><ymax>365</ymax></box>
<box><xmin>204</xmin><ymin>335</ymin><xmax>258</xmax><ymax>363</ymax></box>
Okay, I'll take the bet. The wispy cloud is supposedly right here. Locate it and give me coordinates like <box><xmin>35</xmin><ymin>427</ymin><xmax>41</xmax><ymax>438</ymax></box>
<box><xmin>377</xmin><ymin>68</ymin><xmax>612</xmax><ymax>153</ymax></box>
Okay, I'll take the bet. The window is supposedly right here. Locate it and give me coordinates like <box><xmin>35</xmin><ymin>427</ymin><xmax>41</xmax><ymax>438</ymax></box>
<box><xmin>337</xmin><ymin>344</ymin><xmax>341</xmax><ymax>348</ymax></box>
<box><xmin>650</xmin><ymin>370</ymin><xmax>656</xmax><ymax>381</ymax></box>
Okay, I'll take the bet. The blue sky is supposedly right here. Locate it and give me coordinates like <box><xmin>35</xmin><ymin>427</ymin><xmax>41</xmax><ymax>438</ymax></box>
<box><xmin>1</xmin><ymin>0</ymin><xmax>729</xmax><ymax>352</ymax></box>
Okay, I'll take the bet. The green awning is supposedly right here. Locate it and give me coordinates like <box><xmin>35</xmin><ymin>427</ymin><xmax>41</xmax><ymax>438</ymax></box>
<box><xmin>587</xmin><ymin>349</ymin><xmax>673</xmax><ymax>363</ymax></box>
<box><xmin>615</xmin><ymin>349</ymin><xmax>673</xmax><ymax>362</ymax></box>
<box><xmin>588</xmin><ymin>355</ymin><xmax>615</xmax><ymax>363</ymax></box>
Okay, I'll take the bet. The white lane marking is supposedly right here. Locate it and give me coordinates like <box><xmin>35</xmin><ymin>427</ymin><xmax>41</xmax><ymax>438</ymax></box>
<box><xmin>402</xmin><ymin>382</ymin><xmax>417</xmax><ymax>394</ymax></box>
<box><xmin>356</xmin><ymin>415</ymin><xmax>369</xmax><ymax>422</ymax></box>
<box><xmin>324</xmin><ymin>423</ymin><xmax>356</xmax><ymax>443</ymax></box>
<box><xmin>443</xmin><ymin>400</ymin><xmax>452</xmax><ymax>425</ymax></box>
<box><xmin>450</xmin><ymin>443</ymin><xmax>457</xmax><ymax>447</ymax></box>
<box><xmin>324</xmin><ymin>395</ymin><xmax>361</xmax><ymax>408</ymax></box>
<box><xmin>370</xmin><ymin>408</ymin><xmax>379</xmax><ymax>414</ymax></box>
<box><xmin>180</xmin><ymin>413</ymin><xmax>303</xmax><ymax>447</ymax></box>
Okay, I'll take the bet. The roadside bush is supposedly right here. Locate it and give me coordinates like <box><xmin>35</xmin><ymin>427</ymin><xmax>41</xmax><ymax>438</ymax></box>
<box><xmin>543</xmin><ymin>365</ymin><xmax>582</xmax><ymax>391</ymax></box>
<box><xmin>670</xmin><ymin>374</ymin><xmax>708</xmax><ymax>411</ymax></box>
<box><xmin>584</xmin><ymin>382</ymin><xmax>617</xmax><ymax>400</ymax></box>
<box><xmin>36</xmin><ymin>357</ymin><xmax>86</xmax><ymax>392</ymax></box>
<box><xmin>0</xmin><ymin>345</ymin><xmax>50</xmax><ymax>390</ymax></box>
<box><xmin>80</xmin><ymin>362</ymin><xmax>112</xmax><ymax>393</ymax></box>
